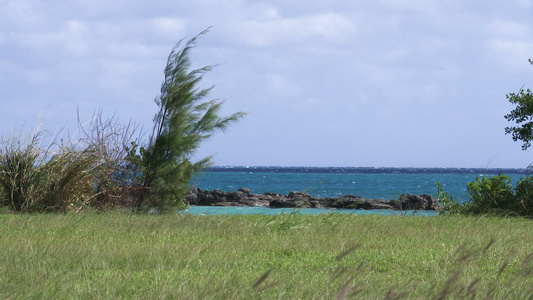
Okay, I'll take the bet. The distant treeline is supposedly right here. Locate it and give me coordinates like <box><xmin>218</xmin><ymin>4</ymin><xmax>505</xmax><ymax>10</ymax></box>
<box><xmin>206</xmin><ymin>166</ymin><xmax>529</xmax><ymax>174</ymax></box>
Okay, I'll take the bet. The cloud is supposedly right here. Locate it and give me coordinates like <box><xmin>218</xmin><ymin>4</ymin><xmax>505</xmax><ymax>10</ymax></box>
<box><xmin>1</xmin><ymin>0</ymin><xmax>533</xmax><ymax>167</ymax></box>
<box><xmin>234</xmin><ymin>11</ymin><xmax>356</xmax><ymax>48</ymax></box>
<box><xmin>153</xmin><ymin>17</ymin><xmax>187</xmax><ymax>37</ymax></box>
<box><xmin>490</xmin><ymin>19</ymin><xmax>530</xmax><ymax>36</ymax></box>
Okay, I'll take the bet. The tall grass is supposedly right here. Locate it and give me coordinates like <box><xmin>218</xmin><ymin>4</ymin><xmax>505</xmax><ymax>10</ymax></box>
<box><xmin>0</xmin><ymin>130</ymin><xmax>43</xmax><ymax>210</ymax></box>
<box><xmin>0</xmin><ymin>129</ymin><xmax>99</xmax><ymax>212</ymax></box>
<box><xmin>0</xmin><ymin>213</ymin><xmax>531</xmax><ymax>299</ymax></box>
<box><xmin>0</xmin><ymin>111</ymin><xmax>145</xmax><ymax>212</ymax></box>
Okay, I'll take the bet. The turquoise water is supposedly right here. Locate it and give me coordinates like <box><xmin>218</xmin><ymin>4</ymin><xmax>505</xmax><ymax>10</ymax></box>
<box><xmin>187</xmin><ymin>167</ymin><xmax>528</xmax><ymax>216</ymax></box>
<box><xmin>180</xmin><ymin>206</ymin><xmax>438</xmax><ymax>216</ymax></box>
<box><xmin>191</xmin><ymin>167</ymin><xmax>527</xmax><ymax>201</ymax></box>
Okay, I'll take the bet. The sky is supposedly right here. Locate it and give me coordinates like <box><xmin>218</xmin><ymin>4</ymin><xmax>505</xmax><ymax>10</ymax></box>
<box><xmin>1</xmin><ymin>0</ymin><xmax>532</xmax><ymax>168</ymax></box>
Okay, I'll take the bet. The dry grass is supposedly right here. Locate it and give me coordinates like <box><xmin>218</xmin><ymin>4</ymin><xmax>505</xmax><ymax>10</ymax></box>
<box><xmin>0</xmin><ymin>129</ymin><xmax>99</xmax><ymax>212</ymax></box>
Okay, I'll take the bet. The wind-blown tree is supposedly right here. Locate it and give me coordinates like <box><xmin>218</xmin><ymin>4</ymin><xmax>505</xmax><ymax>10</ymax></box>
<box><xmin>137</xmin><ymin>29</ymin><xmax>246</xmax><ymax>210</ymax></box>
<box><xmin>504</xmin><ymin>59</ymin><xmax>533</xmax><ymax>150</ymax></box>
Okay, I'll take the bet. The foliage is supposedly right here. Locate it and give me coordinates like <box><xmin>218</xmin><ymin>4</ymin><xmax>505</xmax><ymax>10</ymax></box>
<box><xmin>515</xmin><ymin>175</ymin><xmax>533</xmax><ymax>215</ymax></box>
<box><xmin>504</xmin><ymin>59</ymin><xmax>533</xmax><ymax>150</ymax></box>
<box><xmin>436</xmin><ymin>181</ymin><xmax>464</xmax><ymax>215</ymax></box>
<box><xmin>0</xmin><ymin>130</ymin><xmax>42</xmax><ymax>211</ymax></box>
<box><xmin>137</xmin><ymin>28</ymin><xmax>246</xmax><ymax>211</ymax></box>
<box><xmin>0</xmin><ymin>29</ymin><xmax>244</xmax><ymax>212</ymax></box>
<box><xmin>36</xmin><ymin>146</ymin><xmax>99</xmax><ymax>211</ymax></box>
<box><xmin>78</xmin><ymin>110</ymin><xmax>144</xmax><ymax>208</ymax></box>
<box><xmin>0</xmin><ymin>130</ymin><xmax>99</xmax><ymax>212</ymax></box>
<box><xmin>467</xmin><ymin>174</ymin><xmax>518</xmax><ymax>215</ymax></box>
<box><xmin>437</xmin><ymin>174</ymin><xmax>533</xmax><ymax>216</ymax></box>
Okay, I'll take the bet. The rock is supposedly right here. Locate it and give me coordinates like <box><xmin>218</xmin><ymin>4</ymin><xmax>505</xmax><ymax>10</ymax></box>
<box><xmin>287</xmin><ymin>191</ymin><xmax>311</xmax><ymax>199</ymax></box>
<box><xmin>185</xmin><ymin>188</ymin><xmax>442</xmax><ymax>211</ymax></box>
<box><xmin>398</xmin><ymin>194</ymin><xmax>443</xmax><ymax>210</ymax></box>
<box><xmin>264</xmin><ymin>192</ymin><xmax>282</xmax><ymax>197</ymax></box>
<box><xmin>238</xmin><ymin>188</ymin><xmax>251</xmax><ymax>194</ymax></box>
<box><xmin>185</xmin><ymin>188</ymin><xmax>272</xmax><ymax>207</ymax></box>
<box><xmin>269</xmin><ymin>198</ymin><xmax>312</xmax><ymax>208</ymax></box>
<box><xmin>269</xmin><ymin>199</ymin><xmax>296</xmax><ymax>208</ymax></box>
<box><xmin>421</xmin><ymin>194</ymin><xmax>443</xmax><ymax>210</ymax></box>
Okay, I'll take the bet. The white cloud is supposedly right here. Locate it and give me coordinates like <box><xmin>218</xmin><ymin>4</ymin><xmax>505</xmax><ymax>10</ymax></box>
<box><xmin>0</xmin><ymin>0</ymin><xmax>45</xmax><ymax>29</ymax></box>
<box><xmin>514</xmin><ymin>0</ymin><xmax>533</xmax><ymax>7</ymax></box>
<box><xmin>374</xmin><ymin>0</ymin><xmax>439</xmax><ymax>13</ymax></box>
<box><xmin>266</xmin><ymin>73</ymin><xmax>301</xmax><ymax>98</ymax></box>
<box><xmin>490</xmin><ymin>20</ymin><xmax>529</xmax><ymax>37</ymax></box>
<box><xmin>26</xmin><ymin>69</ymin><xmax>51</xmax><ymax>85</ymax></box>
<box><xmin>263</xmin><ymin>8</ymin><xmax>280</xmax><ymax>20</ymax></box>
<box><xmin>10</xmin><ymin>19</ymin><xmax>93</xmax><ymax>59</ymax></box>
<box><xmin>152</xmin><ymin>17</ymin><xmax>187</xmax><ymax>37</ymax></box>
<box><xmin>236</xmin><ymin>12</ymin><xmax>356</xmax><ymax>48</ymax></box>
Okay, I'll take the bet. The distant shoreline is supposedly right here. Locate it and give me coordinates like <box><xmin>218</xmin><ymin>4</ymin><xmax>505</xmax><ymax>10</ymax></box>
<box><xmin>205</xmin><ymin>166</ymin><xmax>529</xmax><ymax>174</ymax></box>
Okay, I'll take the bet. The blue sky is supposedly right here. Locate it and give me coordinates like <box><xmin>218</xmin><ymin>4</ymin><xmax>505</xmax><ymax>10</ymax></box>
<box><xmin>1</xmin><ymin>0</ymin><xmax>532</xmax><ymax>167</ymax></box>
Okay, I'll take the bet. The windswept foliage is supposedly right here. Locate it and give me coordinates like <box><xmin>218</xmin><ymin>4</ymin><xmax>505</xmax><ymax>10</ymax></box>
<box><xmin>0</xmin><ymin>130</ymin><xmax>98</xmax><ymax>212</ymax></box>
<box><xmin>137</xmin><ymin>28</ymin><xmax>246</xmax><ymax>210</ymax></box>
<box><xmin>0</xmin><ymin>29</ymin><xmax>244</xmax><ymax>212</ymax></box>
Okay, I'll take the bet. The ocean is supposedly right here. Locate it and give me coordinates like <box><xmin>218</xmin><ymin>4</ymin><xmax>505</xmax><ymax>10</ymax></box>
<box><xmin>190</xmin><ymin>166</ymin><xmax>529</xmax><ymax>202</ymax></box>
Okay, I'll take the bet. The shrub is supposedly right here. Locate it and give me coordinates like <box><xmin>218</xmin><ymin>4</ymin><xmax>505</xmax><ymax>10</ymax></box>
<box><xmin>515</xmin><ymin>176</ymin><xmax>533</xmax><ymax>215</ymax></box>
<box><xmin>466</xmin><ymin>174</ymin><xmax>517</xmax><ymax>215</ymax></box>
<box><xmin>436</xmin><ymin>182</ymin><xmax>465</xmax><ymax>215</ymax></box>
<box><xmin>438</xmin><ymin>174</ymin><xmax>533</xmax><ymax>217</ymax></box>
<box><xmin>78</xmin><ymin>110</ymin><xmax>144</xmax><ymax>209</ymax></box>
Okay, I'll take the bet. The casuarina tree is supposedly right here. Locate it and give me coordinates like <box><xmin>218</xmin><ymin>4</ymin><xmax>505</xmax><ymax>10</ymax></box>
<box><xmin>137</xmin><ymin>28</ymin><xmax>246</xmax><ymax>210</ymax></box>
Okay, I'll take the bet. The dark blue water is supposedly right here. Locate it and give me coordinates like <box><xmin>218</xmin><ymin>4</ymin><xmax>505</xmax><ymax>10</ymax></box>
<box><xmin>190</xmin><ymin>166</ymin><xmax>528</xmax><ymax>201</ymax></box>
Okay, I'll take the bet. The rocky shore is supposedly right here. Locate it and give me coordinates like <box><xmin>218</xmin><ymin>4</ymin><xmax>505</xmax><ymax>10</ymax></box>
<box><xmin>186</xmin><ymin>188</ymin><xmax>442</xmax><ymax>211</ymax></box>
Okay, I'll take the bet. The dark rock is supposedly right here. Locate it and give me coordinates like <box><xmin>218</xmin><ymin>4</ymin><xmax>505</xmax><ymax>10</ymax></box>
<box><xmin>421</xmin><ymin>194</ymin><xmax>443</xmax><ymax>210</ymax></box>
<box><xmin>269</xmin><ymin>199</ymin><xmax>295</xmax><ymax>208</ymax></box>
<box><xmin>264</xmin><ymin>192</ymin><xmax>282</xmax><ymax>197</ymax></box>
<box><xmin>398</xmin><ymin>194</ymin><xmax>443</xmax><ymax>210</ymax></box>
<box><xmin>269</xmin><ymin>198</ymin><xmax>312</xmax><ymax>208</ymax></box>
<box><xmin>185</xmin><ymin>188</ymin><xmax>442</xmax><ymax>211</ymax></box>
<box><xmin>287</xmin><ymin>191</ymin><xmax>311</xmax><ymax>199</ymax></box>
<box><xmin>238</xmin><ymin>188</ymin><xmax>251</xmax><ymax>194</ymax></box>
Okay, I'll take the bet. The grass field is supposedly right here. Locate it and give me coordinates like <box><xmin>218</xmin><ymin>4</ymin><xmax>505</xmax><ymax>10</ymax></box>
<box><xmin>0</xmin><ymin>212</ymin><xmax>532</xmax><ymax>299</ymax></box>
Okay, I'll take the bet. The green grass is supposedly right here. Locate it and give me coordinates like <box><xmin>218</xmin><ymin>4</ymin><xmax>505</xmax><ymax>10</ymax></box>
<box><xmin>0</xmin><ymin>213</ymin><xmax>532</xmax><ymax>299</ymax></box>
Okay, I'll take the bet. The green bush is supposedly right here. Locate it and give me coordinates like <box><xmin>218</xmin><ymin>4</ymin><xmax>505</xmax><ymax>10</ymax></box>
<box><xmin>515</xmin><ymin>176</ymin><xmax>533</xmax><ymax>215</ymax></box>
<box><xmin>466</xmin><ymin>174</ymin><xmax>517</xmax><ymax>215</ymax></box>
<box><xmin>438</xmin><ymin>174</ymin><xmax>533</xmax><ymax>217</ymax></box>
